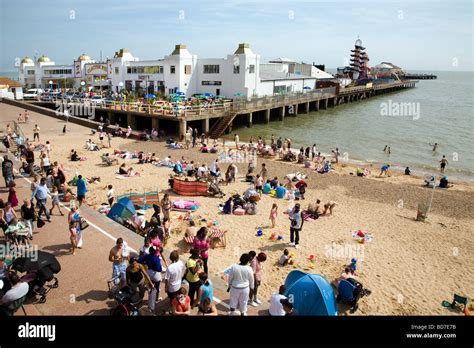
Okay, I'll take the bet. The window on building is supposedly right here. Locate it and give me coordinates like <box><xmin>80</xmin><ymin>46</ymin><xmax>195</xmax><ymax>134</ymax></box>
<box><xmin>249</xmin><ymin>65</ymin><xmax>255</xmax><ymax>74</ymax></box>
<box><xmin>170</xmin><ymin>66</ymin><xmax>176</xmax><ymax>74</ymax></box>
<box><xmin>233</xmin><ymin>65</ymin><xmax>240</xmax><ymax>74</ymax></box>
<box><xmin>203</xmin><ymin>65</ymin><xmax>220</xmax><ymax>74</ymax></box>
<box><xmin>185</xmin><ymin>65</ymin><xmax>192</xmax><ymax>75</ymax></box>
<box><xmin>201</xmin><ymin>81</ymin><xmax>222</xmax><ymax>86</ymax></box>
<box><xmin>27</xmin><ymin>70</ymin><xmax>35</xmax><ymax>75</ymax></box>
<box><xmin>115</xmin><ymin>67</ymin><xmax>119</xmax><ymax>74</ymax></box>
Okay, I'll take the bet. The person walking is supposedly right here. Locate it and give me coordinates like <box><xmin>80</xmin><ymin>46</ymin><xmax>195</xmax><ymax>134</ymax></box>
<box><xmin>164</xmin><ymin>250</ymin><xmax>186</xmax><ymax>300</ymax></box>
<box><xmin>160</xmin><ymin>193</ymin><xmax>171</xmax><ymax>220</ymax></box>
<box><xmin>249</xmin><ymin>252</ymin><xmax>267</xmax><ymax>307</ymax></box>
<box><xmin>109</xmin><ymin>238</ymin><xmax>130</xmax><ymax>288</ymax></box>
<box><xmin>288</xmin><ymin>203</ymin><xmax>303</xmax><ymax>249</ymax></box>
<box><xmin>227</xmin><ymin>253</ymin><xmax>255</xmax><ymax>316</ymax></box>
<box><xmin>33</xmin><ymin>124</ymin><xmax>40</xmax><ymax>141</ymax></box>
<box><xmin>185</xmin><ymin>248</ymin><xmax>203</xmax><ymax>307</ymax></box>
<box><xmin>2</xmin><ymin>155</ymin><xmax>14</xmax><ymax>188</ymax></box>
<box><xmin>31</xmin><ymin>177</ymin><xmax>51</xmax><ymax>222</ymax></box>
<box><xmin>193</xmin><ymin>227</ymin><xmax>210</xmax><ymax>275</ymax></box>
<box><xmin>76</xmin><ymin>175</ymin><xmax>88</xmax><ymax>206</ymax></box>
<box><xmin>20</xmin><ymin>199</ymin><xmax>35</xmax><ymax>240</ymax></box>
<box><xmin>440</xmin><ymin>155</ymin><xmax>449</xmax><ymax>173</ymax></box>
<box><xmin>138</xmin><ymin>246</ymin><xmax>162</xmax><ymax>313</ymax></box>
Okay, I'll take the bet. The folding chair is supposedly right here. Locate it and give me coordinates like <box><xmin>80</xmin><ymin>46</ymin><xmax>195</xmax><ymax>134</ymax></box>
<box><xmin>209</xmin><ymin>227</ymin><xmax>227</xmax><ymax>249</ymax></box>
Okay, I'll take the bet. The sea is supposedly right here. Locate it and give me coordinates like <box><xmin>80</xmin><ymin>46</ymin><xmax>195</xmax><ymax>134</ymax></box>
<box><xmin>2</xmin><ymin>70</ymin><xmax>473</xmax><ymax>182</ymax></box>
<box><xmin>227</xmin><ymin>71</ymin><xmax>474</xmax><ymax>183</ymax></box>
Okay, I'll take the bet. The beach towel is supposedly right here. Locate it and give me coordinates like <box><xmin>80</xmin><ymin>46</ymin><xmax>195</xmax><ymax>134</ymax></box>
<box><xmin>171</xmin><ymin>200</ymin><xmax>200</xmax><ymax>211</ymax></box>
<box><xmin>351</xmin><ymin>230</ymin><xmax>374</xmax><ymax>243</ymax></box>
<box><xmin>285</xmin><ymin>172</ymin><xmax>307</xmax><ymax>182</ymax></box>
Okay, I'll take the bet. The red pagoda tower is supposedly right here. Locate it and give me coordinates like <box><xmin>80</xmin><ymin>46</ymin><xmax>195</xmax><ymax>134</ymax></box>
<box><xmin>349</xmin><ymin>37</ymin><xmax>370</xmax><ymax>80</ymax></box>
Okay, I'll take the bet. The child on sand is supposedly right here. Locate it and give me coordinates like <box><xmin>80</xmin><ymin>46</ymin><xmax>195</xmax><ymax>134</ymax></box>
<box><xmin>269</xmin><ymin>203</ymin><xmax>278</xmax><ymax>228</ymax></box>
<box><xmin>322</xmin><ymin>201</ymin><xmax>337</xmax><ymax>216</ymax></box>
<box><xmin>379</xmin><ymin>164</ymin><xmax>390</xmax><ymax>177</ymax></box>
<box><xmin>279</xmin><ymin>249</ymin><xmax>291</xmax><ymax>266</ymax></box>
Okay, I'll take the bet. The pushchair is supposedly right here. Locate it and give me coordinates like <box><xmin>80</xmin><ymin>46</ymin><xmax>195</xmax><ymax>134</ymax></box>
<box><xmin>107</xmin><ymin>278</ymin><xmax>141</xmax><ymax>316</ymax></box>
<box><xmin>11</xmin><ymin>251</ymin><xmax>61</xmax><ymax>303</ymax></box>
<box><xmin>4</xmin><ymin>226</ymin><xmax>31</xmax><ymax>247</ymax></box>
<box><xmin>337</xmin><ymin>278</ymin><xmax>371</xmax><ymax>313</ymax></box>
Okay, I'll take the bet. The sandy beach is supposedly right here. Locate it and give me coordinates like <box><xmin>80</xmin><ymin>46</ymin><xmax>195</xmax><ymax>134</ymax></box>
<box><xmin>2</xmin><ymin>102</ymin><xmax>473</xmax><ymax>315</ymax></box>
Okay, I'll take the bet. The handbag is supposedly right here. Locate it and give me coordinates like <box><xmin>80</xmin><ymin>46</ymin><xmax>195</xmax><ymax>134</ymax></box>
<box><xmin>80</xmin><ymin>218</ymin><xmax>89</xmax><ymax>230</ymax></box>
<box><xmin>37</xmin><ymin>218</ymin><xmax>45</xmax><ymax>228</ymax></box>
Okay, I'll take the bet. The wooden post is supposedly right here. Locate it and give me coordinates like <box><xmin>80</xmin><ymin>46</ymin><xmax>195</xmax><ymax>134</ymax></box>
<box><xmin>315</xmin><ymin>99</ymin><xmax>320</xmax><ymax>111</ymax></box>
<box><xmin>264</xmin><ymin>110</ymin><xmax>270</xmax><ymax>124</ymax></box>
<box><xmin>305</xmin><ymin>102</ymin><xmax>310</xmax><ymax>113</ymax></box>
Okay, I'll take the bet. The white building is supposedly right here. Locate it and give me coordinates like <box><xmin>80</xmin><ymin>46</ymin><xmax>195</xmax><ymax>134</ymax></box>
<box><xmin>18</xmin><ymin>43</ymin><xmax>333</xmax><ymax>98</ymax></box>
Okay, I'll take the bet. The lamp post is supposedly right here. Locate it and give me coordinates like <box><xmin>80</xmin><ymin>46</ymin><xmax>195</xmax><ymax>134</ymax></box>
<box><xmin>49</xmin><ymin>80</ymin><xmax>53</xmax><ymax>93</ymax></box>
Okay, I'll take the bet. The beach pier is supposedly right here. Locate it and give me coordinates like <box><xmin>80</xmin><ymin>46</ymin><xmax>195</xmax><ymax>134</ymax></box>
<box><xmin>5</xmin><ymin>80</ymin><xmax>418</xmax><ymax>140</ymax></box>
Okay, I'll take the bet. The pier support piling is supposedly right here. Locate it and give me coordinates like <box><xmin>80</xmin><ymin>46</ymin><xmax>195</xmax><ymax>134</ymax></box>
<box><xmin>280</xmin><ymin>106</ymin><xmax>285</xmax><ymax>121</ymax></box>
<box><xmin>179</xmin><ymin>119</ymin><xmax>187</xmax><ymax>141</ymax></box>
<box><xmin>152</xmin><ymin>117</ymin><xmax>159</xmax><ymax>131</ymax></box>
<box><xmin>264</xmin><ymin>110</ymin><xmax>270</xmax><ymax>124</ymax></box>
<box><xmin>315</xmin><ymin>100</ymin><xmax>320</xmax><ymax>111</ymax></box>
<box><xmin>126</xmin><ymin>112</ymin><xmax>135</xmax><ymax>128</ymax></box>
<box><xmin>305</xmin><ymin>102</ymin><xmax>310</xmax><ymax>113</ymax></box>
<box><xmin>202</xmin><ymin>117</ymin><xmax>209</xmax><ymax>133</ymax></box>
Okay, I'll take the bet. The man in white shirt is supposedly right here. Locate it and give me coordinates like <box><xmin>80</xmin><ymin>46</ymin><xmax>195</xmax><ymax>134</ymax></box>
<box><xmin>106</xmin><ymin>185</ymin><xmax>115</xmax><ymax>206</ymax></box>
<box><xmin>164</xmin><ymin>251</ymin><xmax>185</xmax><ymax>299</ymax></box>
<box><xmin>269</xmin><ymin>285</ymin><xmax>287</xmax><ymax>316</ymax></box>
<box><xmin>162</xmin><ymin>156</ymin><xmax>171</xmax><ymax>166</ymax></box>
<box><xmin>197</xmin><ymin>164</ymin><xmax>207</xmax><ymax>179</ymax></box>
<box><xmin>133</xmin><ymin>210</ymin><xmax>146</xmax><ymax>230</ymax></box>
<box><xmin>210</xmin><ymin>159</ymin><xmax>218</xmax><ymax>176</ymax></box>
<box><xmin>227</xmin><ymin>253</ymin><xmax>254</xmax><ymax>316</ymax></box>
<box><xmin>0</xmin><ymin>271</ymin><xmax>29</xmax><ymax>315</ymax></box>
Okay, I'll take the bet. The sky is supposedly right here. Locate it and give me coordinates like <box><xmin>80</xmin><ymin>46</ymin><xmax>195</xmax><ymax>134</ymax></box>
<box><xmin>0</xmin><ymin>0</ymin><xmax>473</xmax><ymax>72</ymax></box>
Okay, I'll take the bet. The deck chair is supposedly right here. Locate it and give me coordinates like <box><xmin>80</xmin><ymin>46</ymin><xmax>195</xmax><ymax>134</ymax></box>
<box><xmin>101</xmin><ymin>154</ymin><xmax>118</xmax><ymax>166</ymax></box>
<box><xmin>183</xmin><ymin>235</ymin><xmax>194</xmax><ymax>247</ymax></box>
<box><xmin>209</xmin><ymin>227</ymin><xmax>227</xmax><ymax>248</ymax></box>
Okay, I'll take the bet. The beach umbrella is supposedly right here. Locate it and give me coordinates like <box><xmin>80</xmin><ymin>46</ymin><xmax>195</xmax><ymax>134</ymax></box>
<box><xmin>176</xmin><ymin>91</ymin><xmax>185</xmax><ymax>95</ymax></box>
<box><xmin>216</xmin><ymin>95</ymin><xmax>226</xmax><ymax>99</ymax></box>
<box><xmin>145</xmin><ymin>93</ymin><xmax>156</xmax><ymax>99</ymax></box>
<box><xmin>204</xmin><ymin>92</ymin><xmax>214</xmax><ymax>97</ymax></box>
<box><xmin>303</xmin><ymin>86</ymin><xmax>311</xmax><ymax>90</ymax></box>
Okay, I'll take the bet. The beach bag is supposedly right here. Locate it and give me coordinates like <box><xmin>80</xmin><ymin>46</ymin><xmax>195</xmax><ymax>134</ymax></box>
<box><xmin>77</xmin><ymin>231</ymin><xmax>83</xmax><ymax>248</ymax></box>
<box><xmin>80</xmin><ymin>218</ymin><xmax>89</xmax><ymax>230</ymax></box>
<box><xmin>37</xmin><ymin>218</ymin><xmax>45</xmax><ymax>228</ymax></box>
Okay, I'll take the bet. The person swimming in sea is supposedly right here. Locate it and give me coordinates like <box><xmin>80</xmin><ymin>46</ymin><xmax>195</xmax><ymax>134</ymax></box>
<box><xmin>430</xmin><ymin>143</ymin><xmax>439</xmax><ymax>152</ymax></box>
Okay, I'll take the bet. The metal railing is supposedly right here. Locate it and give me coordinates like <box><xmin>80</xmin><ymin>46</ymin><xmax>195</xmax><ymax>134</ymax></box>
<box><xmin>231</xmin><ymin>87</ymin><xmax>336</xmax><ymax>112</ymax></box>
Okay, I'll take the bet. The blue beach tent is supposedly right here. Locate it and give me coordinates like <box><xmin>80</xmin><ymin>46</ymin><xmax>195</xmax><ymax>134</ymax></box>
<box><xmin>284</xmin><ymin>270</ymin><xmax>338</xmax><ymax>316</ymax></box>
<box><xmin>107</xmin><ymin>197</ymin><xmax>136</xmax><ymax>222</ymax></box>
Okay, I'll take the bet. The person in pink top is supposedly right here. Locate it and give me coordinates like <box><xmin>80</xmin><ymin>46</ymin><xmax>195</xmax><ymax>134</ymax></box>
<box><xmin>149</xmin><ymin>228</ymin><xmax>169</xmax><ymax>268</ymax></box>
<box><xmin>249</xmin><ymin>252</ymin><xmax>267</xmax><ymax>307</ymax></box>
<box><xmin>193</xmin><ymin>227</ymin><xmax>210</xmax><ymax>274</ymax></box>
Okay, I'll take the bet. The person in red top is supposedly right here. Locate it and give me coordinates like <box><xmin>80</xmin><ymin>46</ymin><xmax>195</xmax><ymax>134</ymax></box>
<box><xmin>193</xmin><ymin>227</ymin><xmax>210</xmax><ymax>275</ymax></box>
<box><xmin>170</xmin><ymin>287</ymin><xmax>191</xmax><ymax>316</ymax></box>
